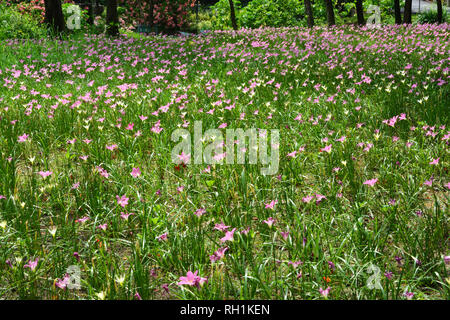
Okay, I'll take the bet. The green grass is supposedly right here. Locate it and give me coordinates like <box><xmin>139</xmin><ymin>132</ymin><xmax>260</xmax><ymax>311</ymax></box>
<box><xmin>0</xmin><ymin>24</ymin><xmax>448</xmax><ymax>300</ymax></box>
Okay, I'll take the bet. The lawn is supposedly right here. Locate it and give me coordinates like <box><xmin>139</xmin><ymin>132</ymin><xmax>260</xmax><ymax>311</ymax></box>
<box><xmin>0</xmin><ymin>24</ymin><xmax>449</xmax><ymax>300</ymax></box>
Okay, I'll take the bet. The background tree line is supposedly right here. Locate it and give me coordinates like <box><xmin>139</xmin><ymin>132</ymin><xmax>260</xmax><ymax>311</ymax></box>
<box><xmin>41</xmin><ymin>0</ymin><xmax>446</xmax><ymax>36</ymax></box>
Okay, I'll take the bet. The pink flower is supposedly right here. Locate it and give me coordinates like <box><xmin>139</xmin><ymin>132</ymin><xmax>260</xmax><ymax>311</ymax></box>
<box><xmin>288</xmin><ymin>260</ymin><xmax>303</xmax><ymax>268</ymax></box>
<box><xmin>429</xmin><ymin>158</ymin><xmax>439</xmax><ymax>165</ymax></box>
<box><xmin>120</xmin><ymin>212</ymin><xmax>134</xmax><ymax>220</ymax></box>
<box><xmin>287</xmin><ymin>151</ymin><xmax>297</xmax><ymax>158</ymax></box>
<box><xmin>265</xmin><ymin>199</ymin><xmax>278</xmax><ymax>209</ymax></box>
<box><xmin>315</xmin><ymin>193</ymin><xmax>327</xmax><ymax>204</ymax></box>
<box><xmin>18</xmin><ymin>134</ymin><xmax>29</xmax><ymax>143</ymax></box>
<box><xmin>131</xmin><ymin>167</ymin><xmax>141</xmax><ymax>178</ymax></box>
<box><xmin>177</xmin><ymin>270</ymin><xmax>207</xmax><ymax>287</ymax></box>
<box><xmin>220</xmin><ymin>228</ymin><xmax>237</xmax><ymax>243</ymax></box>
<box><xmin>97</xmin><ymin>223</ymin><xmax>107</xmax><ymax>231</ymax></box>
<box><xmin>38</xmin><ymin>170</ymin><xmax>53</xmax><ymax>178</ymax></box>
<box><xmin>24</xmin><ymin>258</ymin><xmax>39</xmax><ymax>271</ymax></box>
<box><xmin>423</xmin><ymin>176</ymin><xmax>433</xmax><ymax>187</ymax></box>
<box><xmin>302</xmin><ymin>195</ymin><xmax>314</xmax><ymax>203</ymax></box>
<box><xmin>214</xmin><ymin>222</ymin><xmax>230</xmax><ymax>232</ymax></box>
<box><xmin>363</xmin><ymin>178</ymin><xmax>378</xmax><ymax>187</ymax></box>
<box><xmin>116</xmin><ymin>195</ymin><xmax>129</xmax><ymax>208</ymax></box>
<box><xmin>75</xmin><ymin>216</ymin><xmax>89</xmax><ymax>223</ymax></box>
<box><xmin>157</xmin><ymin>232</ymin><xmax>168</xmax><ymax>241</ymax></box>
<box><xmin>210</xmin><ymin>247</ymin><xmax>228</xmax><ymax>262</ymax></box>
<box><xmin>403</xmin><ymin>291</ymin><xmax>414</xmax><ymax>300</ymax></box>
<box><xmin>106</xmin><ymin>144</ymin><xmax>118</xmax><ymax>151</ymax></box>
<box><xmin>55</xmin><ymin>274</ymin><xmax>71</xmax><ymax>289</ymax></box>
<box><xmin>319</xmin><ymin>287</ymin><xmax>331</xmax><ymax>298</ymax></box>
<box><xmin>263</xmin><ymin>217</ymin><xmax>275</xmax><ymax>228</ymax></box>
<box><xmin>194</xmin><ymin>208</ymin><xmax>206</xmax><ymax>217</ymax></box>
<box><xmin>320</xmin><ymin>144</ymin><xmax>332</xmax><ymax>153</ymax></box>
<box><xmin>177</xmin><ymin>152</ymin><xmax>191</xmax><ymax>164</ymax></box>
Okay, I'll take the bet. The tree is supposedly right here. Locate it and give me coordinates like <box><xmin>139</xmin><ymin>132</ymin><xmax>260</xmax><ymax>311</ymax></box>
<box><xmin>355</xmin><ymin>0</ymin><xmax>364</xmax><ymax>25</ymax></box>
<box><xmin>403</xmin><ymin>0</ymin><xmax>412</xmax><ymax>24</ymax></box>
<box><xmin>394</xmin><ymin>0</ymin><xmax>402</xmax><ymax>24</ymax></box>
<box><xmin>106</xmin><ymin>0</ymin><xmax>119</xmax><ymax>36</ymax></box>
<box><xmin>149</xmin><ymin>0</ymin><xmax>154</xmax><ymax>27</ymax></box>
<box><xmin>228</xmin><ymin>0</ymin><xmax>238</xmax><ymax>30</ymax></box>
<box><xmin>437</xmin><ymin>0</ymin><xmax>443</xmax><ymax>23</ymax></box>
<box><xmin>303</xmin><ymin>0</ymin><xmax>314</xmax><ymax>27</ymax></box>
<box><xmin>44</xmin><ymin>0</ymin><xmax>65</xmax><ymax>33</ymax></box>
<box><xmin>324</xmin><ymin>0</ymin><xmax>335</xmax><ymax>26</ymax></box>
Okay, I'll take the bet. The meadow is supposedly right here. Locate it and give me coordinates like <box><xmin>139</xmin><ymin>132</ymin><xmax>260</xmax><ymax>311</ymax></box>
<box><xmin>0</xmin><ymin>24</ymin><xmax>449</xmax><ymax>300</ymax></box>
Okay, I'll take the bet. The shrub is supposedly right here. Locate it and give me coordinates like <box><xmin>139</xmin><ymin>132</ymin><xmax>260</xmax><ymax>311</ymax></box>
<box><xmin>417</xmin><ymin>9</ymin><xmax>447</xmax><ymax>24</ymax></box>
<box><xmin>0</xmin><ymin>2</ymin><xmax>46</xmax><ymax>40</ymax></box>
<box><xmin>118</xmin><ymin>0</ymin><xmax>196</xmax><ymax>32</ymax></box>
<box><xmin>210</xmin><ymin>0</ymin><xmax>241</xmax><ymax>30</ymax></box>
<box><xmin>242</xmin><ymin>0</ymin><xmax>307</xmax><ymax>28</ymax></box>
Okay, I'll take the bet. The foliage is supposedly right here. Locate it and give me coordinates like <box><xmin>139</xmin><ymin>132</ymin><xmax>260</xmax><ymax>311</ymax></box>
<box><xmin>3</xmin><ymin>0</ymin><xmax>75</xmax><ymax>24</ymax></box>
<box><xmin>0</xmin><ymin>2</ymin><xmax>46</xmax><ymax>40</ymax></box>
<box><xmin>239</xmin><ymin>0</ymin><xmax>305</xmax><ymax>28</ymax></box>
<box><xmin>187</xmin><ymin>8</ymin><xmax>215</xmax><ymax>32</ymax></box>
<box><xmin>118</xmin><ymin>0</ymin><xmax>196</xmax><ymax>32</ymax></box>
<box><xmin>417</xmin><ymin>9</ymin><xmax>448</xmax><ymax>24</ymax></box>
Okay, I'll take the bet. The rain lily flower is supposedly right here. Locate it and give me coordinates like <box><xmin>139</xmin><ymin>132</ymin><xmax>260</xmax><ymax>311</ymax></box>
<box><xmin>319</xmin><ymin>287</ymin><xmax>331</xmax><ymax>298</ymax></box>
<box><xmin>24</xmin><ymin>258</ymin><xmax>39</xmax><ymax>271</ymax></box>
<box><xmin>157</xmin><ymin>232</ymin><xmax>168</xmax><ymax>241</ymax></box>
<box><xmin>55</xmin><ymin>274</ymin><xmax>71</xmax><ymax>289</ymax></box>
<box><xmin>210</xmin><ymin>247</ymin><xmax>228</xmax><ymax>263</ymax></box>
<box><xmin>320</xmin><ymin>144</ymin><xmax>332</xmax><ymax>153</ymax></box>
<box><xmin>131</xmin><ymin>167</ymin><xmax>141</xmax><ymax>178</ymax></box>
<box><xmin>429</xmin><ymin>158</ymin><xmax>439</xmax><ymax>165</ymax></box>
<box><xmin>38</xmin><ymin>171</ymin><xmax>53</xmax><ymax>178</ymax></box>
<box><xmin>263</xmin><ymin>217</ymin><xmax>275</xmax><ymax>227</ymax></box>
<box><xmin>403</xmin><ymin>291</ymin><xmax>414</xmax><ymax>300</ymax></box>
<box><xmin>178</xmin><ymin>270</ymin><xmax>207</xmax><ymax>287</ymax></box>
<box><xmin>220</xmin><ymin>228</ymin><xmax>237</xmax><ymax>243</ymax></box>
<box><xmin>116</xmin><ymin>195</ymin><xmax>129</xmax><ymax>208</ymax></box>
<box><xmin>265</xmin><ymin>199</ymin><xmax>278</xmax><ymax>209</ymax></box>
<box><xmin>194</xmin><ymin>208</ymin><xmax>206</xmax><ymax>217</ymax></box>
<box><xmin>363</xmin><ymin>178</ymin><xmax>378</xmax><ymax>187</ymax></box>
<box><xmin>18</xmin><ymin>134</ymin><xmax>29</xmax><ymax>142</ymax></box>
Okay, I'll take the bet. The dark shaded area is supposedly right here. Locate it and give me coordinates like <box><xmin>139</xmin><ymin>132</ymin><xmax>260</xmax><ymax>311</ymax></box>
<box><xmin>106</xmin><ymin>0</ymin><xmax>119</xmax><ymax>36</ymax></box>
<box><xmin>44</xmin><ymin>0</ymin><xmax>66</xmax><ymax>33</ymax></box>
<box><xmin>355</xmin><ymin>0</ymin><xmax>365</xmax><ymax>25</ymax></box>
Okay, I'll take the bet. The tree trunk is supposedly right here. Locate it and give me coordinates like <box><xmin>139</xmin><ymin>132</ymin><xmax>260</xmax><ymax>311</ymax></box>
<box><xmin>403</xmin><ymin>0</ymin><xmax>412</xmax><ymax>24</ymax></box>
<box><xmin>394</xmin><ymin>0</ymin><xmax>402</xmax><ymax>24</ymax></box>
<box><xmin>355</xmin><ymin>0</ymin><xmax>364</xmax><ymax>25</ymax></box>
<box><xmin>437</xmin><ymin>0</ymin><xmax>443</xmax><ymax>23</ymax></box>
<box><xmin>106</xmin><ymin>0</ymin><xmax>119</xmax><ymax>36</ymax></box>
<box><xmin>324</xmin><ymin>0</ymin><xmax>335</xmax><ymax>26</ymax></box>
<box><xmin>88</xmin><ymin>0</ymin><xmax>94</xmax><ymax>25</ymax></box>
<box><xmin>44</xmin><ymin>0</ymin><xmax>65</xmax><ymax>33</ymax></box>
<box><xmin>149</xmin><ymin>0</ymin><xmax>154</xmax><ymax>27</ymax></box>
<box><xmin>304</xmin><ymin>0</ymin><xmax>314</xmax><ymax>27</ymax></box>
<box><xmin>228</xmin><ymin>0</ymin><xmax>238</xmax><ymax>30</ymax></box>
